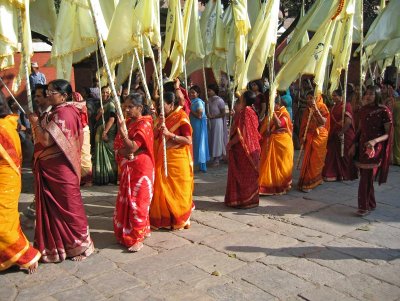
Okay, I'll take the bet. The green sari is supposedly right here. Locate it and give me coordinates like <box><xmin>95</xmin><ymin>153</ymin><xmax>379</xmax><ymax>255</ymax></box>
<box><xmin>93</xmin><ymin>101</ymin><xmax>118</xmax><ymax>185</ymax></box>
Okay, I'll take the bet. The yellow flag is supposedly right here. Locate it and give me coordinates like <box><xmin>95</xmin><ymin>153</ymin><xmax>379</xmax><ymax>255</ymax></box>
<box><xmin>51</xmin><ymin>0</ymin><xmax>111</xmax><ymax>80</ymax></box>
<box><xmin>237</xmin><ymin>0</ymin><xmax>279</xmax><ymax>91</ymax></box>
<box><xmin>141</xmin><ymin>0</ymin><xmax>161</xmax><ymax>47</ymax></box>
<box><xmin>231</xmin><ymin>0</ymin><xmax>251</xmax><ymax>82</ymax></box>
<box><xmin>270</xmin><ymin>0</ymin><xmax>346</xmax><ymax>117</ymax></box>
<box><xmin>278</xmin><ymin>0</ymin><xmax>339</xmax><ymax>65</ymax></box>
<box><xmin>164</xmin><ymin>0</ymin><xmax>185</xmax><ymax>79</ymax></box>
<box><xmin>329</xmin><ymin>0</ymin><xmax>356</xmax><ymax>93</ymax></box>
<box><xmin>183</xmin><ymin>0</ymin><xmax>204</xmax><ymax>60</ymax></box>
<box><xmin>30</xmin><ymin>0</ymin><xmax>57</xmax><ymax>39</ymax></box>
<box><xmin>247</xmin><ymin>0</ymin><xmax>261</xmax><ymax>28</ymax></box>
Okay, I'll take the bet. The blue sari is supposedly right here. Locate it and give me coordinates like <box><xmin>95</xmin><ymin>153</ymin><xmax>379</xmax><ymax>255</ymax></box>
<box><xmin>190</xmin><ymin>98</ymin><xmax>209</xmax><ymax>171</ymax></box>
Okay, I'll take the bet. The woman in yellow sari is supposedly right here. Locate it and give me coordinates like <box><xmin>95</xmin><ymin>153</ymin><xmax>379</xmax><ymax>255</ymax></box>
<box><xmin>150</xmin><ymin>92</ymin><xmax>194</xmax><ymax>230</ymax></box>
<box><xmin>298</xmin><ymin>92</ymin><xmax>330</xmax><ymax>192</ymax></box>
<box><xmin>0</xmin><ymin>95</ymin><xmax>41</xmax><ymax>273</ymax></box>
<box><xmin>259</xmin><ymin>98</ymin><xmax>294</xmax><ymax>195</ymax></box>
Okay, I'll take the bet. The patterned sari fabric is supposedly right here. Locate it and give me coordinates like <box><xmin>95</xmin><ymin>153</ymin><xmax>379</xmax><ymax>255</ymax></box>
<box><xmin>0</xmin><ymin>115</ymin><xmax>41</xmax><ymax>271</ymax></box>
<box><xmin>190</xmin><ymin>98</ymin><xmax>209</xmax><ymax>171</ymax></box>
<box><xmin>150</xmin><ymin>108</ymin><xmax>194</xmax><ymax>229</ymax></box>
<box><xmin>355</xmin><ymin>104</ymin><xmax>393</xmax><ymax>211</ymax></box>
<box><xmin>93</xmin><ymin>100</ymin><xmax>117</xmax><ymax>185</ymax></box>
<box><xmin>225</xmin><ymin>106</ymin><xmax>261</xmax><ymax>208</ymax></box>
<box><xmin>259</xmin><ymin>107</ymin><xmax>294</xmax><ymax>195</ymax></box>
<box><xmin>113</xmin><ymin>116</ymin><xmax>155</xmax><ymax>247</ymax></box>
<box><xmin>34</xmin><ymin>104</ymin><xmax>94</xmax><ymax>262</ymax></box>
<box><xmin>298</xmin><ymin>97</ymin><xmax>330</xmax><ymax>191</ymax></box>
<box><xmin>393</xmin><ymin>99</ymin><xmax>400</xmax><ymax>165</ymax></box>
<box><xmin>322</xmin><ymin>102</ymin><xmax>358</xmax><ymax>181</ymax></box>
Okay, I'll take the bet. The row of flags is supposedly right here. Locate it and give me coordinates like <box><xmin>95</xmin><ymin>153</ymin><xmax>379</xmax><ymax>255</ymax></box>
<box><xmin>0</xmin><ymin>0</ymin><xmax>399</xmax><ymax>106</ymax></box>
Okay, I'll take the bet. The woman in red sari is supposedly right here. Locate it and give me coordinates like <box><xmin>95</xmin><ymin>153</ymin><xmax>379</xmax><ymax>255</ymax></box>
<box><xmin>225</xmin><ymin>91</ymin><xmax>261</xmax><ymax>208</ymax></box>
<box><xmin>114</xmin><ymin>94</ymin><xmax>154</xmax><ymax>252</ymax></box>
<box><xmin>349</xmin><ymin>85</ymin><xmax>393</xmax><ymax>216</ymax></box>
<box><xmin>0</xmin><ymin>94</ymin><xmax>41</xmax><ymax>273</ymax></box>
<box><xmin>322</xmin><ymin>89</ymin><xmax>357</xmax><ymax>181</ymax></box>
<box><xmin>28</xmin><ymin>79</ymin><xmax>94</xmax><ymax>262</ymax></box>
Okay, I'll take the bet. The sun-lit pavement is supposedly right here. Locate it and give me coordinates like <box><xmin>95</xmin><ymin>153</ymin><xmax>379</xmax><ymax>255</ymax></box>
<box><xmin>2</xmin><ymin>158</ymin><xmax>400</xmax><ymax>301</ymax></box>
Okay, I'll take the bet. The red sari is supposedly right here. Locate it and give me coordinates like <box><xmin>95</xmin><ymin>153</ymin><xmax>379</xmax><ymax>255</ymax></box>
<box><xmin>225</xmin><ymin>106</ymin><xmax>261</xmax><ymax>208</ymax></box>
<box><xmin>113</xmin><ymin>116</ymin><xmax>154</xmax><ymax>247</ymax></box>
<box><xmin>34</xmin><ymin>103</ymin><xmax>94</xmax><ymax>262</ymax></box>
<box><xmin>355</xmin><ymin>104</ymin><xmax>393</xmax><ymax>211</ymax></box>
<box><xmin>322</xmin><ymin>102</ymin><xmax>358</xmax><ymax>181</ymax></box>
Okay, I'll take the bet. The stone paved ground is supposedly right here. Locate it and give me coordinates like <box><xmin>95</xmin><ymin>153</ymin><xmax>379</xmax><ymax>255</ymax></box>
<box><xmin>1</xmin><ymin>159</ymin><xmax>400</xmax><ymax>301</ymax></box>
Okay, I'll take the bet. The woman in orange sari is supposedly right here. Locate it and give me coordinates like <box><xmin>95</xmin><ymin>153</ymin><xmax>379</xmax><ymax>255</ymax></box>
<box><xmin>0</xmin><ymin>94</ymin><xmax>40</xmax><ymax>273</ymax></box>
<box><xmin>225</xmin><ymin>91</ymin><xmax>261</xmax><ymax>208</ymax></box>
<box><xmin>298</xmin><ymin>92</ymin><xmax>330</xmax><ymax>192</ymax></box>
<box><xmin>150</xmin><ymin>92</ymin><xmax>194</xmax><ymax>230</ymax></box>
<box><xmin>259</xmin><ymin>98</ymin><xmax>294</xmax><ymax>195</ymax></box>
<box><xmin>114</xmin><ymin>94</ymin><xmax>154</xmax><ymax>252</ymax></box>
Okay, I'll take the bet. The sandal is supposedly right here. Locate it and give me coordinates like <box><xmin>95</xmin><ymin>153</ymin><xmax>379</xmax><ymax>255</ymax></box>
<box><xmin>355</xmin><ymin>209</ymin><xmax>370</xmax><ymax>217</ymax></box>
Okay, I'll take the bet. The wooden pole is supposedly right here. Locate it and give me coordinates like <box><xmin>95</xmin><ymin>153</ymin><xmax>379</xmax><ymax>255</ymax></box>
<box><xmin>202</xmin><ymin>60</ymin><xmax>209</xmax><ymax>114</ymax></box>
<box><xmin>158</xmin><ymin>47</ymin><xmax>168</xmax><ymax>177</ymax></box>
<box><xmin>134</xmin><ymin>48</ymin><xmax>152</xmax><ymax>104</ymax></box>
<box><xmin>88</xmin><ymin>0</ymin><xmax>126</xmax><ymax>132</ymax></box>
<box><xmin>126</xmin><ymin>52</ymin><xmax>135</xmax><ymax>94</ymax></box>
<box><xmin>0</xmin><ymin>76</ymin><xmax>26</xmax><ymax>114</ymax></box>
<box><xmin>17</xmin><ymin>9</ymin><xmax>33</xmax><ymax>113</ymax></box>
<box><xmin>95</xmin><ymin>48</ymin><xmax>106</xmax><ymax>126</ymax></box>
<box><xmin>341</xmin><ymin>68</ymin><xmax>348</xmax><ymax>157</ymax></box>
<box><xmin>296</xmin><ymin>108</ymin><xmax>313</xmax><ymax>170</ymax></box>
<box><xmin>359</xmin><ymin>1</ymin><xmax>364</xmax><ymax>97</ymax></box>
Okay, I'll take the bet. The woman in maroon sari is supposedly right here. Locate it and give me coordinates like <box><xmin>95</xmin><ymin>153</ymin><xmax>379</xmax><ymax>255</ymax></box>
<box><xmin>225</xmin><ymin>91</ymin><xmax>261</xmax><ymax>208</ymax></box>
<box><xmin>349</xmin><ymin>85</ymin><xmax>393</xmax><ymax>216</ymax></box>
<box><xmin>29</xmin><ymin>79</ymin><xmax>94</xmax><ymax>262</ymax></box>
<box><xmin>114</xmin><ymin>94</ymin><xmax>154</xmax><ymax>252</ymax></box>
<box><xmin>322</xmin><ymin>89</ymin><xmax>357</xmax><ymax>181</ymax></box>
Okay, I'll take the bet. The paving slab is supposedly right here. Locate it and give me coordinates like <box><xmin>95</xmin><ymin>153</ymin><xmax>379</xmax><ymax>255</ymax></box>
<box><xmin>206</xmin><ymin>280</ymin><xmax>276</xmax><ymax>301</ymax></box>
<box><xmin>299</xmin><ymin>285</ymin><xmax>359</xmax><ymax>301</ymax></box>
<box><xmin>51</xmin><ymin>285</ymin><xmax>106</xmax><ymax>301</ymax></box>
<box><xmin>346</xmin><ymin>222</ymin><xmax>400</xmax><ymax>249</ymax></box>
<box><xmin>361</xmin><ymin>264</ymin><xmax>400</xmax><ymax>287</ymax></box>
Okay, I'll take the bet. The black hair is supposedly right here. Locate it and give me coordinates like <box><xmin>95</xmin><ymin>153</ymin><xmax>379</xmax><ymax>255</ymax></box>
<box><xmin>364</xmin><ymin>85</ymin><xmax>382</xmax><ymax>106</ymax></box>
<box><xmin>164</xmin><ymin>81</ymin><xmax>175</xmax><ymax>93</ymax></box>
<box><xmin>243</xmin><ymin>90</ymin><xmax>257</xmax><ymax>107</ymax></box>
<box><xmin>383</xmin><ymin>80</ymin><xmax>395</xmax><ymax>89</ymax></box>
<box><xmin>249</xmin><ymin>80</ymin><xmax>263</xmax><ymax>93</ymax></box>
<box><xmin>125</xmin><ymin>93</ymin><xmax>150</xmax><ymax>116</ymax></box>
<box><xmin>207</xmin><ymin>83</ymin><xmax>219</xmax><ymax>95</ymax></box>
<box><xmin>332</xmin><ymin>89</ymin><xmax>343</xmax><ymax>97</ymax></box>
<box><xmin>48</xmin><ymin>79</ymin><xmax>73</xmax><ymax>101</ymax></box>
<box><xmin>190</xmin><ymin>85</ymin><xmax>201</xmax><ymax>95</ymax></box>
<box><xmin>101</xmin><ymin>85</ymin><xmax>110</xmax><ymax>92</ymax></box>
<box><xmin>35</xmin><ymin>84</ymin><xmax>48</xmax><ymax>97</ymax></box>
<box><xmin>0</xmin><ymin>91</ymin><xmax>11</xmax><ymax>118</ymax></box>
<box><xmin>164</xmin><ymin>91</ymin><xmax>179</xmax><ymax>107</ymax></box>
<box><xmin>306</xmin><ymin>90</ymin><xmax>314</xmax><ymax>97</ymax></box>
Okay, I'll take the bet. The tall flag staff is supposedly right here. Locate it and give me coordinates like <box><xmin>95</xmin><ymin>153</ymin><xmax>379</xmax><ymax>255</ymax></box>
<box><xmin>0</xmin><ymin>77</ymin><xmax>26</xmax><ymax>114</ymax></box>
<box><xmin>88</xmin><ymin>0</ymin><xmax>126</xmax><ymax>133</ymax></box>
<box><xmin>126</xmin><ymin>52</ymin><xmax>136</xmax><ymax>94</ymax></box>
<box><xmin>359</xmin><ymin>0</ymin><xmax>364</xmax><ymax>99</ymax></box>
<box><xmin>94</xmin><ymin>49</ymin><xmax>105</xmax><ymax>127</ymax></box>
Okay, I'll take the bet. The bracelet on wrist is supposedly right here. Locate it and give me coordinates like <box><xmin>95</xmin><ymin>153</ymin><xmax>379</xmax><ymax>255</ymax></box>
<box><xmin>172</xmin><ymin>134</ymin><xmax>177</xmax><ymax>141</ymax></box>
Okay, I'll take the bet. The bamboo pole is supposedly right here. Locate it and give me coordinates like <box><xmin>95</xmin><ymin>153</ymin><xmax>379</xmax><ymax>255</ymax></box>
<box><xmin>88</xmin><ymin>0</ymin><xmax>126</xmax><ymax>133</ymax></box>
<box><xmin>126</xmin><ymin>52</ymin><xmax>136</xmax><ymax>94</ymax></box>
<box><xmin>151</xmin><ymin>54</ymin><xmax>160</xmax><ymax>93</ymax></box>
<box><xmin>340</xmin><ymin>68</ymin><xmax>348</xmax><ymax>157</ymax></box>
<box><xmin>0</xmin><ymin>76</ymin><xmax>26</xmax><ymax>114</ymax></box>
<box><xmin>296</xmin><ymin>107</ymin><xmax>313</xmax><ymax>170</ymax></box>
<box><xmin>158</xmin><ymin>47</ymin><xmax>168</xmax><ymax>177</ymax></box>
<box><xmin>359</xmin><ymin>1</ymin><xmax>364</xmax><ymax>97</ymax></box>
<box><xmin>17</xmin><ymin>9</ymin><xmax>33</xmax><ymax>113</ymax></box>
<box><xmin>134</xmin><ymin>48</ymin><xmax>152</xmax><ymax>104</ymax></box>
<box><xmin>95</xmin><ymin>48</ymin><xmax>105</xmax><ymax>126</ymax></box>
<box><xmin>202</xmin><ymin>60</ymin><xmax>209</xmax><ymax>114</ymax></box>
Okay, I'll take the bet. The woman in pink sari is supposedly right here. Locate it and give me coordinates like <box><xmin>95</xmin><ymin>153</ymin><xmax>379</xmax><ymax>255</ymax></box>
<box><xmin>29</xmin><ymin>79</ymin><xmax>94</xmax><ymax>262</ymax></box>
<box><xmin>225</xmin><ymin>91</ymin><xmax>261</xmax><ymax>208</ymax></box>
<box><xmin>114</xmin><ymin>94</ymin><xmax>154</xmax><ymax>252</ymax></box>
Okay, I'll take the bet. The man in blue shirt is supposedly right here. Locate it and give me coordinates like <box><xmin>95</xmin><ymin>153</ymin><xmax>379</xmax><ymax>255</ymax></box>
<box><xmin>29</xmin><ymin>62</ymin><xmax>46</xmax><ymax>90</ymax></box>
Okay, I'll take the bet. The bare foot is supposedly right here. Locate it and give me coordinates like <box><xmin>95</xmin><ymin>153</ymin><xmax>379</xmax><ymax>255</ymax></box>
<box><xmin>128</xmin><ymin>242</ymin><xmax>143</xmax><ymax>252</ymax></box>
<box><xmin>145</xmin><ymin>233</ymin><xmax>151</xmax><ymax>238</ymax></box>
<box><xmin>71</xmin><ymin>254</ymin><xmax>87</xmax><ymax>261</ymax></box>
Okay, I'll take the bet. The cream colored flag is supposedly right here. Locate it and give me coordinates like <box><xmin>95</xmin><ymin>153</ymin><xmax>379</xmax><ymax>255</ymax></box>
<box><xmin>30</xmin><ymin>0</ymin><xmax>57</xmax><ymax>39</ymax></box>
<box><xmin>237</xmin><ymin>0</ymin><xmax>279</xmax><ymax>91</ymax></box>
<box><xmin>51</xmin><ymin>0</ymin><xmax>110</xmax><ymax>80</ymax></box>
<box><xmin>183</xmin><ymin>0</ymin><xmax>204</xmax><ymax>60</ymax></box>
<box><xmin>141</xmin><ymin>0</ymin><xmax>161</xmax><ymax>47</ymax></box>
<box><xmin>231</xmin><ymin>0</ymin><xmax>251</xmax><ymax>81</ymax></box>
<box><xmin>247</xmin><ymin>0</ymin><xmax>261</xmax><ymax>28</ymax></box>
<box><xmin>248</xmin><ymin>1</ymin><xmax>268</xmax><ymax>47</ymax></box>
<box><xmin>165</xmin><ymin>0</ymin><xmax>185</xmax><ymax>79</ymax></box>
<box><xmin>329</xmin><ymin>0</ymin><xmax>356</xmax><ymax>93</ymax></box>
<box><xmin>278</xmin><ymin>0</ymin><xmax>339</xmax><ymax>65</ymax></box>
<box><xmin>270</xmin><ymin>1</ymin><xmax>345</xmax><ymax>117</ymax></box>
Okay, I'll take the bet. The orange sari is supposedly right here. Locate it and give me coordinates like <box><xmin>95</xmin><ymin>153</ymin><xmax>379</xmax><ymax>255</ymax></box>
<box><xmin>150</xmin><ymin>107</ymin><xmax>194</xmax><ymax>229</ymax></box>
<box><xmin>259</xmin><ymin>107</ymin><xmax>294</xmax><ymax>195</ymax></box>
<box><xmin>298</xmin><ymin>96</ymin><xmax>330</xmax><ymax>191</ymax></box>
<box><xmin>0</xmin><ymin>115</ymin><xmax>41</xmax><ymax>271</ymax></box>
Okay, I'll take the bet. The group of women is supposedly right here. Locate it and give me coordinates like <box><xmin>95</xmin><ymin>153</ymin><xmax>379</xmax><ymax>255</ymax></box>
<box><xmin>0</xmin><ymin>74</ymin><xmax>396</xmax><ymax>273</ymax></box>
